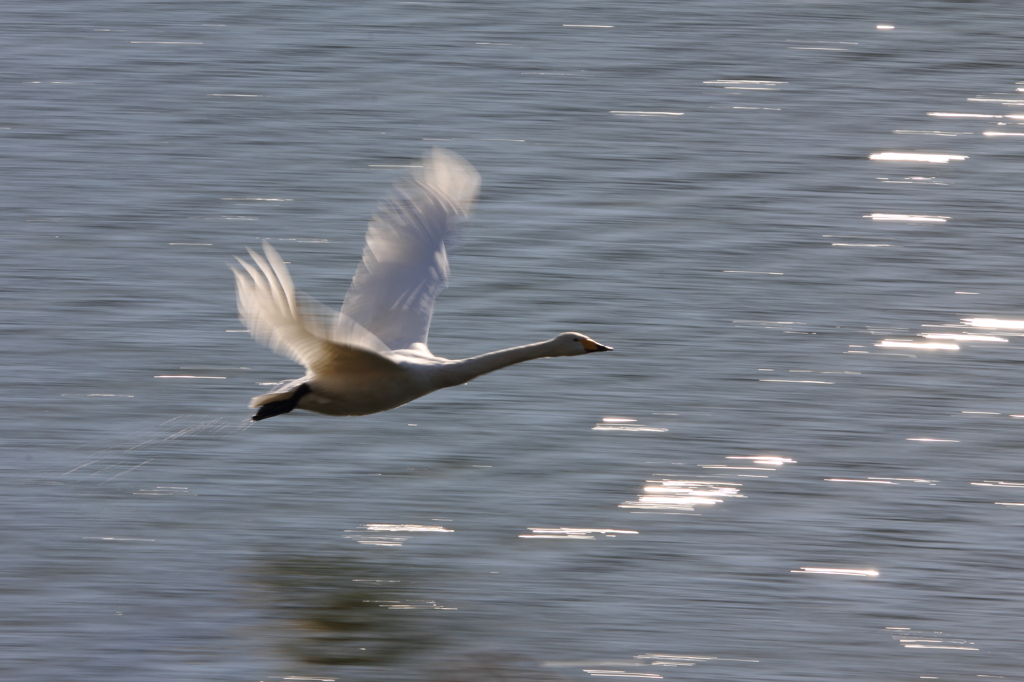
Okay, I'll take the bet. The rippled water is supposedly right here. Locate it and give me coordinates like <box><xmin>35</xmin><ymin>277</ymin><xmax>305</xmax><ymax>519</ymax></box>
<box><xmin>5</xmin><ymin>1</ymin><xmax>1024</xmax><ymax>680</ymax></box>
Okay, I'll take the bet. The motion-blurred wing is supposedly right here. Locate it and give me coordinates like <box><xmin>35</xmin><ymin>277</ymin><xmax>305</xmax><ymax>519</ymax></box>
<box><xmin>234</xmin><ymin>244</ymin><xmax>397</xmax><ymax>376</ymax></box>
<box><xmin>340</xmin><ymin>148</ymin><xmax>480</xmax><ymax>351</ymax></box>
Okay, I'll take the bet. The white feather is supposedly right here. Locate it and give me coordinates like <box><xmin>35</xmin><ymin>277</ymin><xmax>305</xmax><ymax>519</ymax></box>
<box><xmin>340</xmin><ymin>147</ymin><xmax>480</xmax><ymax>351</ymax></box>
<box><xmin>233</xmin><ymin>243</ymin><xmax>396</xmax><ymax>378</ymax></box>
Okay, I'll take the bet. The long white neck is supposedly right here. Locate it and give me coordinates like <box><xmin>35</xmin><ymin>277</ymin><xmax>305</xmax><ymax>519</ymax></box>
<box><xmin>437</xmin><ymin>339</ymin><xmax>560</xmax><ymax>388</ymax></box>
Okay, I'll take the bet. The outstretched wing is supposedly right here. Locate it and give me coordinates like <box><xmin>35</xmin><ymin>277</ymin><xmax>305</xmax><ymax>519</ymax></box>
<box><xmin>340</xmin><ymin>148</ymin><xmax>480</xmax><ymax>351</ymax></box>
<box><xmin>233</xmin><ymin>243</ymin><xmax>397</xmax><ymax>376</ymax></box>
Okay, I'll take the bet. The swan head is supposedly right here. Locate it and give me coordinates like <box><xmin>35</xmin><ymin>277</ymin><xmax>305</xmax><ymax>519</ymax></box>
<box><xmin>552</xmin><ymin>332</ymin><xmax>613</xmax><ymax>356</ymax></box>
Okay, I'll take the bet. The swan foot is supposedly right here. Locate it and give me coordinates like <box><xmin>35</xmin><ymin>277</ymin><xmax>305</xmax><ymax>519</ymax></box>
<box><xmin>251</xmin><ymin>383</ymin><xmax>311</xmax><ymax>421</ymax></box>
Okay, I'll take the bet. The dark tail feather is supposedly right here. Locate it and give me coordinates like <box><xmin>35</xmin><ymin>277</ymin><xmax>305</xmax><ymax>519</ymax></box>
<box><xmin>251</xmin><ymin>384</ymin><xmax>311</xmax><ymax>422</ymax></box>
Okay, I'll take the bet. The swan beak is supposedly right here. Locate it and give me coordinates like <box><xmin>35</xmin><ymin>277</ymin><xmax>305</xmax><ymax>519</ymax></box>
<box><xmin>582</xmin><ymin>338</ymin><xmax>613</xmax><ymax>352</ymax></box>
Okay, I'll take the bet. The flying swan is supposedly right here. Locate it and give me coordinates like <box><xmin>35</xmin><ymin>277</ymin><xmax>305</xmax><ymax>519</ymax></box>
<box><xmin>232</xmin><ymin>148</ymin><xmax>612</xmax><ymax>421</ymax></box>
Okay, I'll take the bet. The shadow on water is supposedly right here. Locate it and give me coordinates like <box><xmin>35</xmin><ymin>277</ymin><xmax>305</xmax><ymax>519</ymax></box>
<box><xmin>248</xmin><ymin>550</ymin><xmax>573</xmax><ymax>681</ymax></box>
<box><xmin>252</xmin><ymin>553</ymin><xmax>448</xmax><ymax>667</ymax></box>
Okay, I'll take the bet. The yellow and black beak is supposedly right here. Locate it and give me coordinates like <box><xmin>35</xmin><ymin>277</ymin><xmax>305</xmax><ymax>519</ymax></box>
<box><xmin>581</xmin><ymin>338</ymin><xmax>613</xmax><ymax>353</ymax></box>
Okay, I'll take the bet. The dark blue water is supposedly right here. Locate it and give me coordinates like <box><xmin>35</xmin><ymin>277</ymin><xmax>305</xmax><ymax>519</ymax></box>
<box><xmin>4</xmin><ymin>1</ymin><xmax>1024</xmax><ymax>680</ymax></box>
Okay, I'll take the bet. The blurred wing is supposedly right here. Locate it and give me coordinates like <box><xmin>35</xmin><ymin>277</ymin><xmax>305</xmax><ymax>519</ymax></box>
<box><xmin>234</xmin><ymin>244</ymin><xmax>397</xmax><ymax>376</ymax></box>
<box><xmin>341</xmin><ymin>148</ymin><xmax>480</xmax><ymax>351</ymax></box>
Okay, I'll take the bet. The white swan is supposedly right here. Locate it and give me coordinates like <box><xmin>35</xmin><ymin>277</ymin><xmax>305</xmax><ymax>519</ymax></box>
<box><xmin>232</xmin><ymin>148</ymin><xmax>612</xmax><ymax>421</ymax></box>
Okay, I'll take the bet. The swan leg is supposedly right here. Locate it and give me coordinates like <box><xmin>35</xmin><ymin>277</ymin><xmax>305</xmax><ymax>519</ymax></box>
<box><xmin>252</xmin><ymin>383</ymin><xmax>311</xmax><ymax>421</ymax></box>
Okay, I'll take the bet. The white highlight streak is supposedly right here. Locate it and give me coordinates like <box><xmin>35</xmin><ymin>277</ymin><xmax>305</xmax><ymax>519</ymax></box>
<box><xmin>869</xmin><ymin>152</ymin><xmax>967</xmax><ymax>163</ymax></box>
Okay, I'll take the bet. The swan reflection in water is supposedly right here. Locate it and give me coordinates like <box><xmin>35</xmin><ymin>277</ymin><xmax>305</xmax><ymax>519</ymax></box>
<box><xmin>254</xmin><ymin>551</ymin><xmax>577</xmax><ymax>680</ymax></box>
<box><xmin>232</xmin><ymin>149</ymin><xmax>612</xmax><ymax>421</ymax></box>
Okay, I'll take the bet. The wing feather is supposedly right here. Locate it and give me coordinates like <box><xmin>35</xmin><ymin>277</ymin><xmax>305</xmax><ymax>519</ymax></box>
<box><xmin>340</xmin><ymin>148</ymin><xmax>480</xmax><ymax>351</ymax></box>
<box><xmin>234</xmin><ymin>243</ymin><xmax>396</xmax><ymax>376</ymax></box>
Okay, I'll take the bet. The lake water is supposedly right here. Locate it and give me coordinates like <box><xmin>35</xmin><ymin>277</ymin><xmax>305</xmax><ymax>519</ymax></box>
<box><xmin>5</xmin><ymin>1</ymin><xmax>1024</xmax><ymax>680</ymax></box>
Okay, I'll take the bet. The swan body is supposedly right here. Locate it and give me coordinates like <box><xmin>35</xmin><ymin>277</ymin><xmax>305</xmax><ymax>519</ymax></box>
<box><xmin>232</xmin><ymin>149</ymin><xmax>611</xmax><ymax>421</ymax></box>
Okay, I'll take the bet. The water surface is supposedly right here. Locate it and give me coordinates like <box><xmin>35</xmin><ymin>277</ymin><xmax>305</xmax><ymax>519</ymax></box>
<box><xmin>4</xmin><ymin>1</ymin><xmax>1024</xmax><ymax>680</ymax></box>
